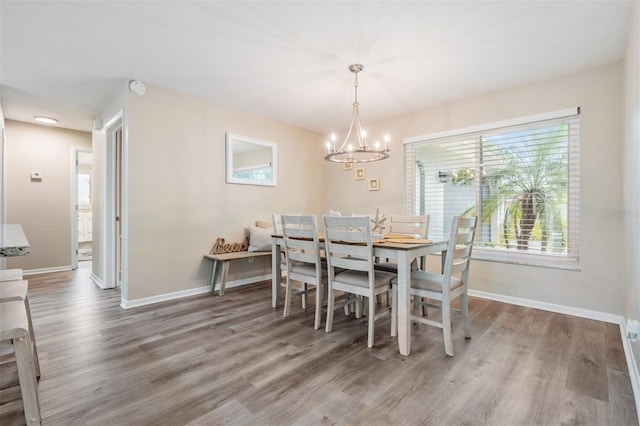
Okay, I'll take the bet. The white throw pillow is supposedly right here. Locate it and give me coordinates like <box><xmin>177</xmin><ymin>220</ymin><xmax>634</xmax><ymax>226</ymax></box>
<box><xmin>248</xmin><ymin>225</ymin><xmax>273</xmax><ymax>252</ymax></box>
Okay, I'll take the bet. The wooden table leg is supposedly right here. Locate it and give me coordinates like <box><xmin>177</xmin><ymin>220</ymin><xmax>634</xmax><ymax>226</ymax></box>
<box><xmin>397</xmin><ymin>251</ymin><xmax>412</xmax><ymax>356</ymax></box>
<box><xmin>271</xmin><ymin>239</ymin><xmax>281</xmax><ymax>308</ymax></box>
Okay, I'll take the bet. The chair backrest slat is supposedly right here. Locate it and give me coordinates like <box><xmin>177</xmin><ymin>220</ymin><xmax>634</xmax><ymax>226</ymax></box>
<box><xmin>389</xmin><ymin>214</ymin><xmax>429</xmax><ymax>238</ymax></box>
<box><xmin>442</xmin><ymin>216</ymin><xmax>477</xmax><ymax>289</ymax></box>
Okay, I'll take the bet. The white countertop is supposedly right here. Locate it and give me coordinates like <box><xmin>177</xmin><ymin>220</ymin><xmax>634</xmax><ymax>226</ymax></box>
<box><xmin>0</xmin><ymin>224</ymin><xmax>31</xmax><ymax>257</ymax></box>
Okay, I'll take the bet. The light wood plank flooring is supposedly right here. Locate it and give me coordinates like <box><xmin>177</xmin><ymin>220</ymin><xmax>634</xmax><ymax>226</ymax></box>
<box><xmin>1</xmin><ymin>267</ymin><xmax>637</xmax><ymax>425</ymax></box>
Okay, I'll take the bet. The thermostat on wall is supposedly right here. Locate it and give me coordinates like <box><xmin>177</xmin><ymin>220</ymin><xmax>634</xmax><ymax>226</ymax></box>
<box><xmin>31</xmin><ymin>172</ymin><xmax>42</xmax><ymax>181</ymax></box>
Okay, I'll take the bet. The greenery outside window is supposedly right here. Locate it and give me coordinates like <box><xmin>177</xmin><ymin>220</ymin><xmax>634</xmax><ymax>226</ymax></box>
<box><xmin>404</xmin><ymin>108</ymin><xmax>580</xmax><ymax>269</ymax></box>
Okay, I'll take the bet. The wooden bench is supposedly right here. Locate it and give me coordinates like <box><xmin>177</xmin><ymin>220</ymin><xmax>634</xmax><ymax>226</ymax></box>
<box><xmin>203</xmin><ymin>251</ymin><xmax>271</xmax><ymax>296</ymax></box>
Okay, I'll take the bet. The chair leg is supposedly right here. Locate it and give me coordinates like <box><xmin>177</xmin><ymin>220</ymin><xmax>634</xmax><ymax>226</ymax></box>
<box><xmin>390</xmin><ymin>284</ymin><xmax>397</xmax><ymax>337</ymax></box>
<box><xmin>367</xmin><ymin>295</ymin><xmax>376</xmax><ymax>348</ymax></box>
<box><xmin>354</xmin><ymin>296</ymin><xmax>362</xmax><ymax>319</ymax></box>
<box><xmin>301</xmin><ymin>283</ymin><xmax>307</xmax><ymax>310</ymax></box>
<box><xmin>461</xmin><ymin>292</ymin><xmax>471</xmax><ymax>339</ymax></box>
<box><xmin>442</xmin><ymin>299</ymin><xmax>454</xmax><ymax>356</ymax></box>
<box><xmin>314</xmin><ymin>283</ymin><xmax>322</xmax><ymax>330</ymax></box>
<box><xmin>24</xmin><ymin>294</ymin><xmax>40</xmax><ymax>378</ymax></box>
<box><xmin>283</xmin><ymin>277</ymin><xmax>293</xmax><ymax>318</ymax></box>
<box><xmin>14</xmin><ymin>335</ymin><xmax>41</xmax><ymax>425</ymax></box>
<box><xmin>325</xmin><ymin>286</ymin><xmax>335</xmax><ymax>333</ymax></box>
<box><xmin>422</xmin><ymin>299</ymin><xmax>429</xmax><ymax>317</ymax></box>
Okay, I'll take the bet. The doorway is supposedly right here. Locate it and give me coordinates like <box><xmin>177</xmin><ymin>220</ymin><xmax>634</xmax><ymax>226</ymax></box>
<box><xmin>77</xmin><ymin>151</ymin><xmax>93</xmax><ymax>262</ymax></box>
<box><xmin>72</xmin><ymin>148</ymin><xmax>93</xmax><ymax>269</ymax></box>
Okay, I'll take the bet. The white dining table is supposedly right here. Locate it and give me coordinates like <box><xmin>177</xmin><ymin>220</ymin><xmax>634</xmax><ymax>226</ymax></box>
<box><xmin>271</xmin><ymin>234</ymin><xmax>448</xmax><ymax>356</ymax></box>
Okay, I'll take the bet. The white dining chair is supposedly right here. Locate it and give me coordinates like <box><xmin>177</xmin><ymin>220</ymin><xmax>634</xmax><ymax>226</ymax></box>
<box><xmin>375</xmin><ymin>214</ymin><xmax>430</xmax><ymax>272</ymax></box>
<box><xmin>391</xmin><ymin>215</ymin><xmax>477</xmax><ymax>356</ymax></box>
<box><xmin>281</xmin><ymin>214</ymin><xmax>327</xmax><ymax>329</ymax></box>
<box><xmin>272</xmin><ymin>213</ymin><xmax>306</xmax><ymax>307</ymax></box>
<box><xmin>323</xmin><ymin>215</ymin><xmax>396</xmax><ymax>348</ymax></box>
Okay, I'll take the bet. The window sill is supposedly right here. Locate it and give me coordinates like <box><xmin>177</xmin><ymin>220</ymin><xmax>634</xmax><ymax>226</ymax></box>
<box><xmin>471</xmin><ymin>248</ymin><xmax>581</xmax><ymax>271</ymax></box>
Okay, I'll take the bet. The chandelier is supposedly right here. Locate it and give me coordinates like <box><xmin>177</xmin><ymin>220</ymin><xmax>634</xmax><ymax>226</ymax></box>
<box><xmin>324</xmin><ymin>64</ymin><xmax>390</xmax><ymax>163</ymax></box>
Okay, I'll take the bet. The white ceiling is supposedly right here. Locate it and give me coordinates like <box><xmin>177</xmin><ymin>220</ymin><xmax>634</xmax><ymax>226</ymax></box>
<box><xmin>0</xmin><ymin>1</ymin><xmax>636</xmax><ymax>134</ymax></box>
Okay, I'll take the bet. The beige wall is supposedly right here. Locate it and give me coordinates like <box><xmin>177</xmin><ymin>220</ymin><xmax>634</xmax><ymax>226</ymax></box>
<box><xmin>125</xmin><ymin>84</ymin><xmax>324</xmax><ymax>300</ymax></box>
<box><xmin>4</xmin><ymin>120</ymin><xmax>92</xmax><ymax>270</ymax></box>
<box><xmin>624</xmin><ymin>1</ymin><xmax>640</xmax><ymax>383</ymax></box>
<box><xmin>324</xmin><ymin>63</ymin><xmax>625</xmax><ymax>315</ymax></box>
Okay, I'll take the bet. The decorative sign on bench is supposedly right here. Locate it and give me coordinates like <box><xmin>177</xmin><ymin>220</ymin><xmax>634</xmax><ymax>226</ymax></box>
<box><xmin>210</xmin><ymin>237</ymin><xmax>250</xmax><ymax>255</ymax></box>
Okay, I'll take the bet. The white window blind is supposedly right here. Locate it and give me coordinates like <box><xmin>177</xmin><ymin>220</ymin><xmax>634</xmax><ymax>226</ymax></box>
<box><xmin>405</xmin><ymin>109</ymin><xmax>580</xmax><ymax>269</ymax></box>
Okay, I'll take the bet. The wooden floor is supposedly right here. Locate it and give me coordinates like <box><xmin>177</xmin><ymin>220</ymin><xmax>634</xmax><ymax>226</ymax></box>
<box><xmin>1</xmin><ymin>267</ymin><xmax>638</xmax><ymax>425</ymax></box>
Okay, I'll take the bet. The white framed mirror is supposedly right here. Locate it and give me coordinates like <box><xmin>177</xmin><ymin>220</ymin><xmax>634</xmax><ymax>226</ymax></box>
<box><xmin>226</xmin><ymin>133</ymin><xmax>277</xmax><ymax>186</ymax></box>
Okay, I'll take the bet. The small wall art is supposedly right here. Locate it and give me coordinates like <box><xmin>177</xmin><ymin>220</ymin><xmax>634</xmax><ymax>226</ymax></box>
<box><xmin>343</xmin><ymin>162</ymin><xmax>353</xmax><ymax>170</ymax></box>
<box><xmin>355</xmin><ymin>168</ymin><xmax>365</xmax><ymax>180</ymax></box>
<box><xmin>368</xmin><ymin>178</ymin><xmax>380</xmax><ymax>191</ymax></box>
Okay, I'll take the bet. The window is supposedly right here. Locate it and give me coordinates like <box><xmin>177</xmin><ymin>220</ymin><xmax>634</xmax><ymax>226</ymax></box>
<box><xmin>405</xmin><ymin>108</ymin><xmax>580</xmax><ymax>269</ymax></box>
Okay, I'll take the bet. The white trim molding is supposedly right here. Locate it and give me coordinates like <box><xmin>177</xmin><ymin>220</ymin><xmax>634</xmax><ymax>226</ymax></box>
<box><xmin>620</xmin><ymin>320</ymin><xmax>640</xmax><ymax>426</ymax></box>
<box><xmin>120</xmin><ymin>274</ymin><xmax>271</xmax><ymax>310</ymax></box>
<box><xmin>91</xmin><ymin>273</ymin><xmax>106</xmax><ymax>289</ymax></box>
<box><xmin>121</xmin><ymin>285</ymin><xmax>211</xmax><ymax>310</ymax></box>
<box><xmin>469</xmin><ymin>289</ymin><xmax>622</xmax><ymax>323</ymax></box>
<box><xmin>23</xmin><ymin>265</ymin><xmax>73</xmax><ymax>276</ymax></box>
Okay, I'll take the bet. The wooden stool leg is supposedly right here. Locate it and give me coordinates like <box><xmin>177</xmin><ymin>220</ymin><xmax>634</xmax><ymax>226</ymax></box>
<box><xmin>219</xmin><ymin>261</ymin><xmax>230</xmax><ymax>296</ymax></box>
<box><xmin>14</xmin><ymin>335</ymin><xmax>41</xmax><ymax>425</ymax></box>
<box><xmin>209</xmin><ymin>260</ymin><xmax>219</xmax><ymax>294</ymax></box>
<box><xmin>24</xmin><ymin>294</ymin><xmax>40</xmax><ymax>378</ymax></box>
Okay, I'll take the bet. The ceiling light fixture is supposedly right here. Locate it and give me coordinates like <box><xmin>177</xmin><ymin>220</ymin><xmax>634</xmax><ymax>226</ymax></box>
<box><xmin>324</xmin><ymin>64</ymin><xmax>390</xmax><ymax>163</ymax></box>
<box><xmin>34</xmin><ymin>116</ymin><xmax>58</xmax><ymax>125</ymax></box>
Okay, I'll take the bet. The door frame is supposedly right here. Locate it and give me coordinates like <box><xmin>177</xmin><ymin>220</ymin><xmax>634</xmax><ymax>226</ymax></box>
<box><xmin>103</xmin><ymin>110</ymin><xmax>127</xmax><ymax>294</ymax></box>
<box><xmin>70</xmin><ymin>146</ymin><xmax>93</xmax><ymax>270</ymax></box>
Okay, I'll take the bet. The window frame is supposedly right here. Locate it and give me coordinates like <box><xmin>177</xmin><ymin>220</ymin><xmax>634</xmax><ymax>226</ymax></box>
<box><xmin>403</xmin><ymin>107</ymin><xmax>581</xmax><ymax>270</ymax></box>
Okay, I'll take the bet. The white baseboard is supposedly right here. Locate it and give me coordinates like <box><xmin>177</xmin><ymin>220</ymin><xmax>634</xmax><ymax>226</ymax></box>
<box><xmin>120</xmin><ymin>274</ymin><xmax>271</xmax><ymax>309</ymax></box>
<box><xmin>23</xmin><ymin>265</ymin><xmax>72</xmax><ymax>275</ymax></box>
<box><xmin>468</xmin><ymin>289</ymin><xmax>623</xmax><ymax>324</ymax></box>
<box><xmin>121</xmin><ymin>285</ymin><xmax>211</xmax><ymax>309</ymax></box>
<box><xmin>90</xmin><ymin>273</ymin><xmax>106</xmax><ymax>289</ymax></box>
<box><xmin>620</xmin><ymin>320</ymin><xmax>640</xmax><ymax>426</ymax></box>
<box><xmin>217</xmin><ymin>274</ymin><xmax>272</xmax><ymax>291</ymax></box>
